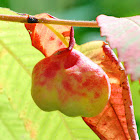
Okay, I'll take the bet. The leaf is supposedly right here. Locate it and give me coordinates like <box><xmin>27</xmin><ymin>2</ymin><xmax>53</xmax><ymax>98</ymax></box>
<box><xmin>25</xmin><ymin>13</ymin><xmax>71</xmax><ymax>57</ymax></box>
<box><xmin>0</xmin><ymin>8</ymin><xmax>99</xmax><ymax>140</ymax></box>
<box><xmin>96</xmin><ymin>15</ymin><xmax>140</xmax><ymax>81</ymax></box>
<box><xmin>75</xmin><ymin>41</ymin><xmax>139</xmax><ymax>139</ymax></box>
<box><xmin>0</xmin><ymin>94</ymin><xmax>31</xmax><ymax>140</ymax></box>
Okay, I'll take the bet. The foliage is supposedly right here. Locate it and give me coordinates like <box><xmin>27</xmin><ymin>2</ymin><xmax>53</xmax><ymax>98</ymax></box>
<box><xmin>0</xmin><ymin>0</ymin><xmax>140</xmax><ymax>139</ymax></box>
<box><xmin>97</xmin><ymin>15</ymin><xmax>140</xmax><ymax>81</ymax></box>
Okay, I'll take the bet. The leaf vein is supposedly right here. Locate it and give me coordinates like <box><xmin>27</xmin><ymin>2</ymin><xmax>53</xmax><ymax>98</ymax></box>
<box><xmin>0</xmin><ymin>40</ymin><xmax>31</xmax><ymax>77</ymax></box>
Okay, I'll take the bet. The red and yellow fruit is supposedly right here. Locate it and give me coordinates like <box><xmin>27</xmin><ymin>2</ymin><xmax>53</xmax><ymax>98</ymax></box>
<box><xmin>31</xmin><ymin>45</ymin><xmax>111</xmax><ymax>117</ymax></box>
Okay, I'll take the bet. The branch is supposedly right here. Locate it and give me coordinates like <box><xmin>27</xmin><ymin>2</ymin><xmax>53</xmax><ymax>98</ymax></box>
<box><xmin>0</xmin><ymin>14</ymin><xmax>99</xmax><ymax>28</ymax></box>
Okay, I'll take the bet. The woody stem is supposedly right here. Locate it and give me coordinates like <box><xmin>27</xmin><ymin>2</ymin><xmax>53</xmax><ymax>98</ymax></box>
<box><xmin>0</xmin><ymin>14</ymin><xmax>99</xmax><ymax>28</ymax></box>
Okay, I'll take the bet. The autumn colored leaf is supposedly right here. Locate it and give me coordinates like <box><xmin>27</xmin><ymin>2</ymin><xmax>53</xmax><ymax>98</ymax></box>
<box><xmin>96</xmin><ymin>15</ymin><xmax>140</xmax><ymax>81</ymax></box>
<box><xmin>76</xmin><ymin>41</ymin><xmax>139</xmax><ymax>139</ymax></box>
<box><xmin>25</xmin><ymin>13</ymin><xmax>71</xmax><ymax>57</ymax></box>
<box><xmin>25</xmin><ymin>13</ymin><xmax>139</xmax><ymax>139</ymax></box>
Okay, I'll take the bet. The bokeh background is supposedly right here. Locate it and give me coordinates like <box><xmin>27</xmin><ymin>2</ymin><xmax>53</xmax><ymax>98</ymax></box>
<box><xmin>0</xmin><ymin>0</ymin><xmax>140</xmax><ymax>138</ymax></box>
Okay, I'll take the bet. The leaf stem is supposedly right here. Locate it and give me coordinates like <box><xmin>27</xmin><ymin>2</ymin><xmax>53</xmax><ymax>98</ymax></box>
<box><xmin>0</xmin><ymin>14</ymin><xmax>99</xmax><ymax>27</ymax></box>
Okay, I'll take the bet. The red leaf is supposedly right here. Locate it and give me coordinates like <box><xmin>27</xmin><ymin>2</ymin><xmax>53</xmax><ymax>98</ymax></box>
<box><xmin>76</xmin><ymin>41</ymin><xmax>139</xmax><ymax>139</ymax></box>
<box><xmin>97</xmin><ymin>15</ymin><xmax>140</xmax><ymax>81</ymax></box>
<box><xmin>25</xmin><ymin>13</ymin><xmax>71</xmax><ymax>57</ymax></box>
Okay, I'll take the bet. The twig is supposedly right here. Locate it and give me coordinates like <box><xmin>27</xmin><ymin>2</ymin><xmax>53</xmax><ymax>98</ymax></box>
<box><xmin>0</xmin><ymin>14</ymin><xmax>99</xmax><ymax>28</ymax></box>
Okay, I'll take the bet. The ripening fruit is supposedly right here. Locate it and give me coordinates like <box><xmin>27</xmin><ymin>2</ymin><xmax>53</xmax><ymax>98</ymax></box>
<box><xmin>31</xmin><ymin>48</ymin><xmax>111</xmax><ymax>117</ymax></box>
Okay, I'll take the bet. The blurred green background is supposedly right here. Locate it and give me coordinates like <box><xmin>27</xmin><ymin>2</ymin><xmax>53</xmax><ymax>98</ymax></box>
<box><xmin>0</xmin><ymin>0</ymin><xmax>140</xmax><ymax>138</ymax></box>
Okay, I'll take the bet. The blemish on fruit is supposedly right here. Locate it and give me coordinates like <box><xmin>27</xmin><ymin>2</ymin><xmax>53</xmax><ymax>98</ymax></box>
<box><xmin>82</xmin><ymin>77</ymin><xmax>96</xmax><ymax>91</ymax></box>
<box><xmin>43</xmin><ymin>62</ymin><xmax>60</xmax><ymax>79</ymax></box>
<box><xmin>77</xmin><ymin>92</ymin><xmax>87</xmax><ymax>97</ymax></box>
<box><xmin>57</xmin><ymin>88</ymin><xmax>68</xmax><ymax>104</ymax></box>
<box><xmin>94</xmin><ymin>92</ymin><xmax>100</xmax><ymax>99</ymax></box>
<box><xmin>72</xmin><ymin>73</ymin><xmax>82</xmax><ymax>83</ymax></box>
<box><xmin>62</xmin><ymin>80</ymin><xmax>73</xmax><ymax>93</ymax></box>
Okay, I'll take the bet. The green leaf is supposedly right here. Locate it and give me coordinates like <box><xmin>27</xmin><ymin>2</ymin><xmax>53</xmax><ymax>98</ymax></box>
<box><xmin>0</xmin><ymin>8</ymin><xmax>99</xmax><ymax>140</ymax></box>
<box><xmin>0</xmin><ymin>94</ymin><xmax>30</xmax><ymax>140</ymax></box>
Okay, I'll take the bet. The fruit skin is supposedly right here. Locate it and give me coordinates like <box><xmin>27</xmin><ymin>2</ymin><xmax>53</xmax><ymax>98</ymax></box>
<box><xmin>31</xmin><ymin>48</ymin><xmax>111</xmax><ymax>117</ymax></box>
